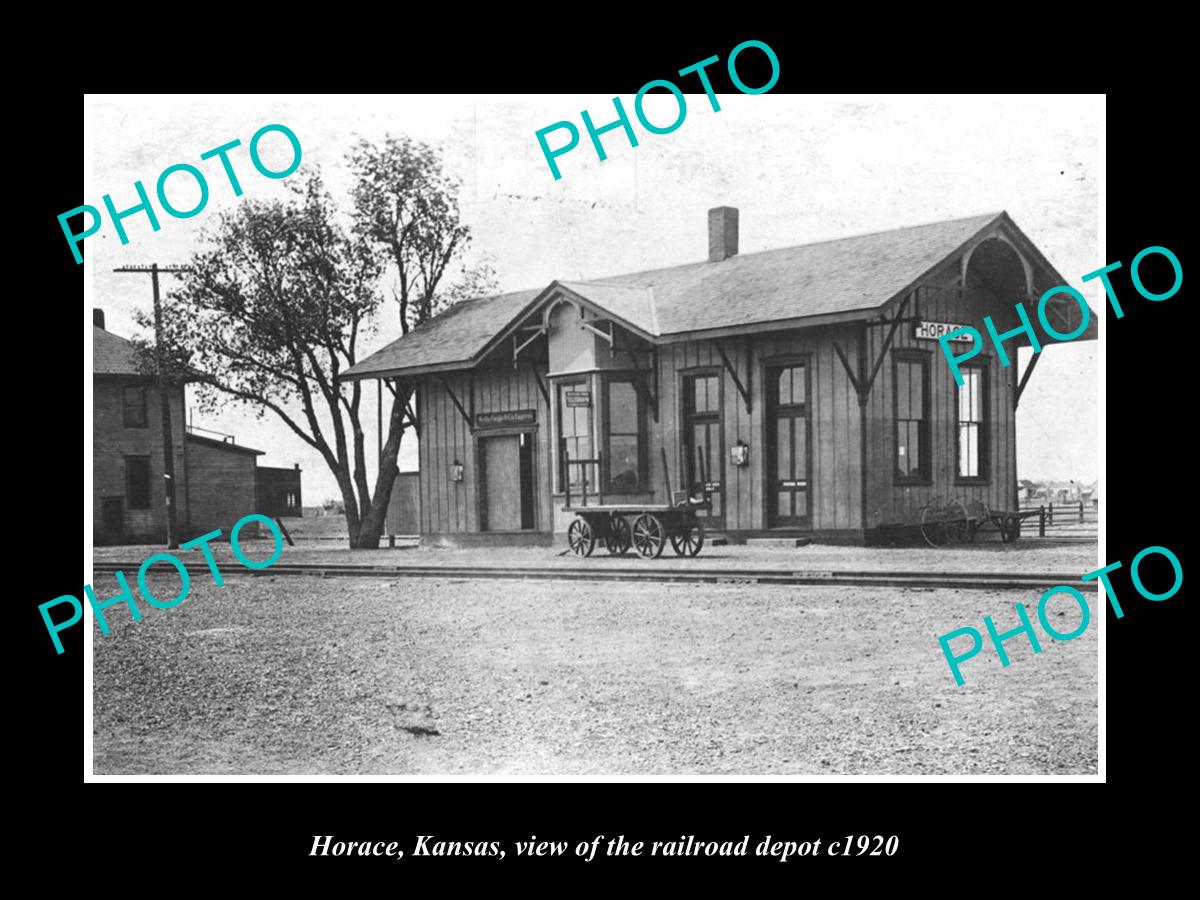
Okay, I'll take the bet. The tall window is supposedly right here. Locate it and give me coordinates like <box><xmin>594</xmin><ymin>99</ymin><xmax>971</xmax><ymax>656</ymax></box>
<box><xmin>604</xmin><ymin>376</ymin><xmax>645</xmax><ymax>492</ymax></box>
<box><xmin>894</xmin><ymin>355</ymin><xmax>930</xmax><ymax>482</ymax></box>
<box><xmin>683</xmin><ymin>372</ymin><xmax>722</xmax><ymax>518</ymax></box>
<box><xmin>123</xmin><ymin>384</ymin><xmax>147</xmax><ymax>428</ymax></box>
<box><xmin>557</xmin><ymin>381</ymin><xmax>592</xmax><ymax>491</ymax></box>
<box><xmin>957</xmin><ymin>366</ymin><xmax>988</xmax><ymax>480</ymax></box>
<box><xmin>126</xmin><ymin>456</ymin><xmax>151</xmax><ymax>509</ymax></box>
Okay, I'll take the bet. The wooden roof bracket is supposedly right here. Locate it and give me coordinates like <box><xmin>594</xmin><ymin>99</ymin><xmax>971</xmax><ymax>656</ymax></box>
<box><xmin>532</xmin><ymin>365</ymin><xmax>551</xmax><ymax>408</ymax></box>
<box><xmin>859</xmin><ymin>293</ymin><xmax>913</xmax><ymax>404</ymax></box>
<box><xmin>580</xmin><ymin>316</ymin><xmax>615</xmax><ymax>354</ymax></box>
<box><xmin>715</xmin><ymin>339</ymin><xmax>752</xmax><ymax>414</ymax></box>
<box><xmin>437</xmin><ymin>373</ymin><xmax>474</xmax><ymax>430</ymax></box>
<box><xmin>1014</xmin><ymin>349</ymin><xmax>1041</xmax><ymax>410</ymax></box>
<box><xmin>512</xmin><ymin>325</ymin><xmax>546</xmax><ymax>369</ymax></box>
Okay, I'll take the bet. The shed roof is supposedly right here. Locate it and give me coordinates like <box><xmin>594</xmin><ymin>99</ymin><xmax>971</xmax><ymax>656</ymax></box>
<box><xmin>343</xmin><ymin>211</ymin><xmax>1080</xmax><ymax>381</ymax></box>
<box><xmin>185</xmin><ymin>432</ymin><xmax>264</xmax><ymax>456</ymax></box>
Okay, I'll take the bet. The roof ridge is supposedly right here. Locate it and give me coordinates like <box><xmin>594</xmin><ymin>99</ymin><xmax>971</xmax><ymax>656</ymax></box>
<box><xmin>578</xmin><ymin>211</ymin><xmax>1005</xmax><ymax>286</ymax></box>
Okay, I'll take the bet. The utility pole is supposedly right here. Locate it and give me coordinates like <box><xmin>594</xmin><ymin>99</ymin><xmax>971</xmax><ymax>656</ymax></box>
<box><xmin>113</xmin><ymin>264</ymin><xmax>191</xmax><ymax>549</ymax></box>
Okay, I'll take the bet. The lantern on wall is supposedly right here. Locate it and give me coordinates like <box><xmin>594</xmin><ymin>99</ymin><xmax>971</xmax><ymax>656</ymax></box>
<box><xmin>450</xmin><ymin>459</ymin><xmax>464</xmax><ymax>482</ymax></box>
<box><xmin>730</xmin><ymin>440</ymin><xmax>749</xmax><ymax>467</ymax></box>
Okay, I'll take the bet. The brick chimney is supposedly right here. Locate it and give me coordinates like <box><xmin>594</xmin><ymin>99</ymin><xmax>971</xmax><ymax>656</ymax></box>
<box><xmin>93</xmin><ymin>308</ymin><xmax>105</xmax><ymax>329</ymax></box>
<box><xmin>708</xmin><ymin>206</ymin><xmax>739</xmax><ymax>262</ymax></box>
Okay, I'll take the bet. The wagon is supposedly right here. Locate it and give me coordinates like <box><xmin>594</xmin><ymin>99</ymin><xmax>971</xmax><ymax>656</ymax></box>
<box><xmin>918</xmin><ymin>497</ymin><xmax>1047</xmax><ymax>547</ymax></box>
<box><xmin>562</xmin><ymin>447</ymin><xmax>712</xmax><ymax>559</ymax></box>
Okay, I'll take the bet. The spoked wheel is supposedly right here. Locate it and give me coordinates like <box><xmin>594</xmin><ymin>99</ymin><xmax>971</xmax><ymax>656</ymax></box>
<box><xmin>632</xmin><ymin>513</ymin><xmax>666</xmax><ymax>559</ymax></box>
<box><xmin>606</xmin><ymin>514</ymin><xmax>631</xmax><ymax>555</ymax></box>
<box><xmin>941</xmin><ymin>498</ymin><xmax>971</xmax><ymax>544</ymax></box>
<box><xmin>670</xmin><ymin>517</ymin><xmax>705</xmax><ymax>557</ymax></box>
<box><xmin>567</xmin><ymin>517</ymin><xmax>596</xmax><ymax>557</ymax></box>
<box><xmin>920</xmin><ymin>497</ymin><xmax>967</xmax><ymax>547</ymax></box>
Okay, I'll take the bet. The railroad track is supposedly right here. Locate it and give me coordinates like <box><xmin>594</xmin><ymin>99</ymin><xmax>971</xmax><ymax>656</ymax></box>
<box><xmin>90</xmin><ymin>561</ymin><xmax>1096</xmax><ymax>592</ymax></box>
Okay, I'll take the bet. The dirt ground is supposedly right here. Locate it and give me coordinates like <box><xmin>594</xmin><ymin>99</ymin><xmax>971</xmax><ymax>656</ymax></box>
<box><xmin>91</xmin><ymin>569</ymin><xmax>1098</xmax><ymax>776</ymax></box>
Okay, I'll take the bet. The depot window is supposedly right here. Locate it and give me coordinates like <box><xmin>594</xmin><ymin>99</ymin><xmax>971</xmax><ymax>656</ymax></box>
<box><xmin>894</xmin><ymin>353</ymin><xmax>930</xmax><ymax>483</ymax></box>
<box><xmin>603</xmin><ymin>374</ymin><xmax>647</xmax><ymax>493</ymax></box>
<box><xmin>956</xmin><ymin>365</ymin><xmax>989</xmax><ymax>481</ymax></box>
<box><xmin>556</xmin><ymin>380</ymin><xmax>593</xmax><ymax>492</ymax></box>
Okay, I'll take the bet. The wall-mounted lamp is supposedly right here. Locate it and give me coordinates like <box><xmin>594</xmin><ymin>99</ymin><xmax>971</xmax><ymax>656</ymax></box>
<box><xmin>730</xmin><ymin>440</ymin><xmax>750</xmax><ymax>467</ymax></box>
<box><xmin>450</xmin><ymin>459</ymin><xmax>464</xmax><ymax>482</ymax></box>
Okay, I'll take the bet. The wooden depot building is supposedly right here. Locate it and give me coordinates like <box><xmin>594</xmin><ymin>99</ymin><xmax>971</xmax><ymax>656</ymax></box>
<box><xmin>344</xmin><ymin>209</ymin><xmax>1095</xmax><ymax>546</ymax></box>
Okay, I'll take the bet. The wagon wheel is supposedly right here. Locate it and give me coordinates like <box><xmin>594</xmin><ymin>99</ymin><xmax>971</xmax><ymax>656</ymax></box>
<box><xmin>567</xmin><ymin>517</ymin><xmax>596</xmax><ymax>557</ymax></box>
<box><xmin>942</xmin><ymin>498</ymin><xmax>971</xmax><ymax>545</ymax></box>
<box><xmin>962</xmin><ymin>498</ymin><xmax>990</xmax><ymax>543</ymax></box>
<box><xmin>1000</xmin><ymin>515</ymin><xmax>1020</xmax><ymax>543</ymax></box>
<box><xmin>632</xmin><ymin>513</ymin><xmax>667</xmax><ymax>559</ymax></box>
<box><xmin>606</xmin><ymin>514</ymin><xmax>632</xmax><ymax>555</ymax></box>
<box><xmin>919</xmin><ymin>497</ymin><xmax>947</xmax><ymax>547</ymax></box>
<box><xmin>670</xmin><ymin>517</ymin><xmax>706</xmax><ymax>557</ymax></box>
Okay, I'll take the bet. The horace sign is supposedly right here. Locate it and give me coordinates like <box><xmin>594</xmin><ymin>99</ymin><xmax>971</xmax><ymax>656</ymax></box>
<box><xmin>914</xmin><ymin>321</ymin><xmax>973</xmax><ymax>343</ymax></box>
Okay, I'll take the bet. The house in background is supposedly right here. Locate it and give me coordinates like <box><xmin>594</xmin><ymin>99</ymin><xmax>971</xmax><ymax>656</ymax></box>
<box><xmin>1017</xmin><ymin>479</ymin><xmax>1040</xmax><ymax>503</ymax></box>
<box><xmin>344</xmin><ymin>209</ymin><xmax>1096</xmax><ymax>546</ymax></box>
<box><xmin>92</xmin><ymin>310</ymin><xmax>302</xmax><ymax>545</ymax></box>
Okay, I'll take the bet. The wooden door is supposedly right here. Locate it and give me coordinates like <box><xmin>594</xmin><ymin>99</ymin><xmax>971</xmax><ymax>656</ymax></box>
<box><xmin>766</xmin><ymin>363</ymin><xmax>811</xmax><ymax>528</ymax></box>
<box><xmin>481</xmin><ymin>434</ymin><xmax>536</xmax><ymax>531</ymax></box>
<box><xmin>682</xmin><ymin>372</ymin><xmax>724</xmax><ymax>529</ymax></box>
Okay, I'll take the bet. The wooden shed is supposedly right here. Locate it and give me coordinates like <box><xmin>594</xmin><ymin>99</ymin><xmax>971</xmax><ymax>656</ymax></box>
<box><xmin>344</xmin><ymin>210</ymin><xmax>1095</xmax><ymax>545</ymax></box>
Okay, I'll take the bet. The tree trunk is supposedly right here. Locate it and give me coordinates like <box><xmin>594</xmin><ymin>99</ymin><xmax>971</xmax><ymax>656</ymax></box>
<box><xmin>335</xmin><ymin>466</ymin><xmax>364</xmax><ymax>548</ymax></box>
<box><xmin>356</xmin><ymin>383</ymin><xmax>411</xmax><ymax>549</ymax></box>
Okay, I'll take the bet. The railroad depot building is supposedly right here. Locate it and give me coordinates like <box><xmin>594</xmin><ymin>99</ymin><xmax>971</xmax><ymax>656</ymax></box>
<box><xmin>92</xmin><ymin>311</ymin><xmax>302</xmax><ymax>545</ymax></box>
<box><xmin>345</xmin><ymin>210</ymin><xmax>1095</xmax><ymax>545</ymax></box>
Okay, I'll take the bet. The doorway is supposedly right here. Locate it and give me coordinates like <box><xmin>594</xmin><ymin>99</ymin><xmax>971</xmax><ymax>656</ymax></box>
<box><xmin>765</xmin><ymin>362</ymin><xmax>811</xmax><ymax>528</ymax></box>
<box><xmin>682</xmin><ymin>371</ymin><xmax>725</xmax><ymax>530</ymax></box>
<box><xmin>480</xmin><ymin>432</ymin><xmax>536</xmax><ymax>531</ymax></box>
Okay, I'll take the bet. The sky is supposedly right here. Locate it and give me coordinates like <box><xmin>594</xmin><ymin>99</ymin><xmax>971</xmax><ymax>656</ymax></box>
<box><xmin>85</xmin><ymin>94</ymin><xmax>1102</xmax><ymax>505</ymax></box>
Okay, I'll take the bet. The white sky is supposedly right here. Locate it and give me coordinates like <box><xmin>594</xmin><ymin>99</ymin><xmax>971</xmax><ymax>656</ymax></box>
<box><xmin>86</xmin><ymin>94</ymin><xmax>1101</xmax><ymax>505</ymax></box>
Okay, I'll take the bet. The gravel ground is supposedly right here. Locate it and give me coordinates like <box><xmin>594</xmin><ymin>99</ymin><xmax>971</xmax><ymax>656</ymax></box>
<box><xmin>93</xmin><ymin>537</ymin><xmax>1100</xmax><ymax>577</ymax></box>
<box><xmin>92</xmin><ymin>572</ymin><xmax>1098</xmax><ymax>776</ymax></box>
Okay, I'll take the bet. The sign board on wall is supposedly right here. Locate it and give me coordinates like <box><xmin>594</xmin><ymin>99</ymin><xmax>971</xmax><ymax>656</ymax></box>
<box><xmin>564</xmin><ymin>391</ymin><xmax>591</xmax><ymax>408</ymax></box>
<box><xmin>475</xmin><ymin>409</ymin><xmax>537</xmax><ymax>429</ymax></box>
<box><xmin>914</xmin><ymin>321</ymin><xmax>974</xmax><ymax>344</ymax></box>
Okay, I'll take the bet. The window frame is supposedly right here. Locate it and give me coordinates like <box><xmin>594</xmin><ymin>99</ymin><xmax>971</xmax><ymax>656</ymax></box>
<box><xmin>123</xmin><ymin>383</ymin><xmax>147</xmax><ymax>428</ymax></box>
<box><xmin>125</xmin><ymin>455</ymin><xmax>152</xmax><ymax>509</ymax></box>
<box><xmin>554</xmin><ymin>376</ymin><xmax>593</xmax><ymax>494</ymax></box>
<box><xmin>601</xmin><ymin>372</ymin><xmax>648</xmax><ymax>495</ymax></box>
<box><xmin>892</xmin><ymin>350</ymin><xmax>932</xmax><ymax>485</ymax></box>
<box><xmin>681</xmin><ymin>366</ymin><xmax>724</xmax><ymax>486</ymax></box>
<box><xmin>954</xmin><ymin>361</ymin><xmax>991</xmax><ymax>484</ymax></box>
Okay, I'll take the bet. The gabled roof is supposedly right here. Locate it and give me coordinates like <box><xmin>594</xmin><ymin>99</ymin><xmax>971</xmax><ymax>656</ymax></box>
<box><xmin>343</xmin><ymin>211</ymin><xmax>1078</xmax><ymax>381</ymax></box>
<box><xmin>93</xmin><ymin>325</ymin><xmax>143</xmax><ymax>376</ymax></box>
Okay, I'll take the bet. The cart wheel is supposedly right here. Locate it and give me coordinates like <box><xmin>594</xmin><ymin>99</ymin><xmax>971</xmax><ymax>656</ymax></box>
<box><xmin>606</xmin><ymin>514</ymin><xmax>631</xmax><ymax>555</ymax></box>
<box><xmin>919</xmin><ymin>497</ymin><xmax>949</xmax><ymax>547</ymax></box>
<box><xmin>567</xmin><ymin>518</ymin><xmax>596</xmax><ymax>557</ymax></box>
<box><xmin>942</xmin><ymin>498</ymin><xmax>971</xmax><ymax>544</ymax></box>
<box><xmin>632</xmin><ymin>514</ymin><xmax>666</xmax><ymax>559</ymax></box>
<box><xmin>1001</xmin><ymin>515</ymin><xmax>1020</xmax><ymax>543</ymax></box>
<box><xmin>670</xmin><ymin>518</ymin><xmax>705</xmax><ymax>557</ymax></box>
